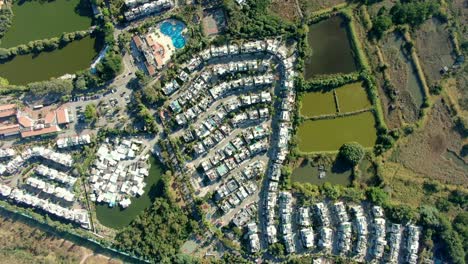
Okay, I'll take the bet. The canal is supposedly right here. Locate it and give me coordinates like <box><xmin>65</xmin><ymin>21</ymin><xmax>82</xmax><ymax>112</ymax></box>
<box><xmin>95</xmin><ymin>156</ymin><xmax>164</xmax><ymax>229</ymax></box>
<box><xmin>0</xmin><ymin>36</ymin><xmax>100</xmax><ymax>85</ymax></box>
<box><xmin>304</xmin><ymin>15</ymin><xmax>357</xmax><ymax>79</ymax></box>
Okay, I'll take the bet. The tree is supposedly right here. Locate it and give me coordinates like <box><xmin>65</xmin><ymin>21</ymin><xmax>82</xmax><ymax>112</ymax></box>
<box><xmin>370</xmin><ymin>15</ymin><xmax>392</xmax><ymax>39</ymax></box>
<box><xmin>390</xmin><ymin>1</ymin><xmax>440</xmax><ymax>27</ymax></box>
<box><xmin>96</xmin><ymin>51</ymin><xmax>122</xmax><ymax>81</ymax></box>
<box><xmin>84</xmin><ymin>104</ymin><xmax>98</xmax><ymax>123</ymax></box>
<box><xmin>27</xmin><ymin>79</ymin><xmax>73</xmax><ymax>97</ymax></box>
<box><xmin>338</xmin><ymin>142</ymin><xmax>365</xmax><ymax>166</ymax></box>
<box><xmin>366</xmin><ymin>187</ymin><xmax>388</xmax><ymax>206</ymax></box>
<box><xmin>115</xmin><ymin>198</ymin><xmax>195</xmax><ymax>262</ymax></box>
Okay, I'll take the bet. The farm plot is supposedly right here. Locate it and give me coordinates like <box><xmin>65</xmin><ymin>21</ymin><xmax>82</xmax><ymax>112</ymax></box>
<box><xmin>390</xmin><ymin>99</ymin><xmax>467</xmax><ymax>186</ymax></box>
<box><xmin>414</xmin><ymin>18</ymin><xmax>456</xmax><ymax>86</ymax></box>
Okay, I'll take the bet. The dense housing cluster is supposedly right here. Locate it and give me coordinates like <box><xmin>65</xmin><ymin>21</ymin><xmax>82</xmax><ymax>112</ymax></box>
<box><xmin>89</xmin><ymin>138</ymin><xmax>151</xmax><ymax>208</ymax></box>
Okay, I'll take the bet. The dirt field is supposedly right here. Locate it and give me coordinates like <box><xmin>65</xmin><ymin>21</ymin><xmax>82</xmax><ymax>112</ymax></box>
<box><xmin>390</xmin><ymin>99</ymin><xmax>467</xmax><ymax>186</ymax></box>
<box><xmin>0</xmin><ymin>214</ymin><xmax>122</xmax><ymax>264</ymax></box>
<box><xmin>299</xmin><ymin>0</ymin><xmax>346</xmax><ymax>13</ymax></box>
<box><xmin>269</xmin><ymin>0</ymin><xmax>301</xmax><ymax>22</ymax></box>
<box><xmin>202</xmin><ymin>8</ymin><xmax>227</xmax><ymax>36</ymax></box>
<box><xmin>414</xmin><ymin>18</ymin><xmax>456</xmax><ymax>86</ymax></box>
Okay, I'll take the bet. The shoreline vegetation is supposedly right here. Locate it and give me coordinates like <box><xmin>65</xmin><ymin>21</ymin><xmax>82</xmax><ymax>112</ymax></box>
<box><xmin>0</xmin><ymin>30</ymin><xmax>92</xmax><ymax>61</ymax></box>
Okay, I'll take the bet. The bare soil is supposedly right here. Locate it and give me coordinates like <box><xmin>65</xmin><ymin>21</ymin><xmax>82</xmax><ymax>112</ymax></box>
<box><xmin>270</xmin><ymin>0</ymin><xmax>301</xmax><ymax>22</ymax></box>
<box><xmin>414</xmin><ymin>18</ymin><xmax>456</xmax><ymax>86</ymax></box>
<box><xmin>390</xmin><ymin>99</ymin><xmax>468</xmax><ymax>186</ymax></box>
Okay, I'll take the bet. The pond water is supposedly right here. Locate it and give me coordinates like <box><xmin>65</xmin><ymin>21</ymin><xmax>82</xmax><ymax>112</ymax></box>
<box><xmin>335</xmin><ymin>82</ymin><xmax>371</xmax><ymax>112</ymax></box>
<box><xmin>0</xmin><ymin>36</ymin><xmax>99</xmax><ymax>85</ymax></box>
<box><xmin>297</xmin><ymin>111</ymin><xmax>377</xmax><ymax>152</ymax></box>
<box><xmin>304</xmin><ymin>16</ymin><xmax>357</xmax><ymax>79</ymax></box>
<box><xmin>160</xmin><ymin>20</ymin><xmax>186</xmax><ymax>49</ymax></box>
<box><xmin>300</xmin><ymin>90</ymin><xmax>336</xmax><ymax>117</ymax></box>
<box><xmin>291</xmin><ymin>160</ymin><xmax>351</xmax><ymax>186</ymax></box>
<box><xmin>0</xmin><ymin>0</ymin><xmax>93</xmax><ymax>48</ymax></box>
<box><xmin>95</xmin><ymin>156</ymin><xmax>164</xmax><ymax>229</ymax></box>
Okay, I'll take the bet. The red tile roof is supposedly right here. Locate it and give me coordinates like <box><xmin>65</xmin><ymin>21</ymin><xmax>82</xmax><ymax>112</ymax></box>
<box><xmin>17</xmin><ymin>115</ymin><xmax>33</xmax><ymax>128</ymax></box>
<box><xmin>21</xmin><ymin>125</ymin><xmax>60</xmax><ymax>138</ymax></box>
<box><xmin>133</xmin><ymin>35</ymin><xmax>143</xmax><ymax>48</ymax></box>
<box><xmin>56</xmin><ymin>108</ymin><xmax>70</xmax><ymax>124</ymax></box>
<box><xmin>0</xmin><ymin>124</ymin><xmax>20</xmax><ymax>136</ymax></box>
<box><xmin>144</xmin><ymin>62</ymin><xmax>156</xmax><ymax>76</ymax></box>
<box><xmin>0</xmin><ymin>109</ymin><xmax>17</xmax><ymax>118</ymax></box>
<box><xmin>44</xmin><ymin>111</ymin><xmax>56</xmax><ymax>124</ymax></box>
<box><xmin>0</xmin><ymin>104</ymin><xmax>16</xmax><ymax>112</ymax></box>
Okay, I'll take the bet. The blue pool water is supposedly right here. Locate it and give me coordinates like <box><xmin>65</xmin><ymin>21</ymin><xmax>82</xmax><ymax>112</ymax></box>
<box><xmin>160</xmin><ymin>20</ymin><xmax>186</xmax><ymax>49</ymax></box>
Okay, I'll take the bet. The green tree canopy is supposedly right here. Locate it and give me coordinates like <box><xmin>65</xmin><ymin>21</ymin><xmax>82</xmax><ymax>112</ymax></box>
<box><xmin>338</xmin><ymin>142</ymin><xmax>365</xmax><ymax>166</ymax></box>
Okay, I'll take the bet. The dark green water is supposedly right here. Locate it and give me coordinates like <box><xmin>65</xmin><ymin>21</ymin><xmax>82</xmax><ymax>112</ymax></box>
<box><xmin>0</xmin><ymin>0</ymin><xmax>93</xmax><ymax>48</ymax></box>
<box><xmin>0</xmin><ymin>36</ymin><xmax>98</xmax><ymax>85</ymax></box>
<box><xmin>304</xmin><ymin>16</ymin><xmax>357</xmax><ymax>79</ymax></box>
<box><xmin>95</xmin><ymin>156</ymin><xmax>164</xmax><ymax>229</ymax></box>
<box><xmin>291</xmin><ymin>160</ymin><xmax>352</xmax><ymax>186</ymax></box>
<box><xmin>335</xmin><ymin>82</ymin><xmax>371</xmax><ymax>112</ymax></box>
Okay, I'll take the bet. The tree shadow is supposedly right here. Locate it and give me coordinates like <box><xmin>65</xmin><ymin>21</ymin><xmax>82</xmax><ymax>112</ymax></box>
<box><xmin>331</xmin><ymin>157</ymin><xmax>352</xmax><ymax>174</ymax></box>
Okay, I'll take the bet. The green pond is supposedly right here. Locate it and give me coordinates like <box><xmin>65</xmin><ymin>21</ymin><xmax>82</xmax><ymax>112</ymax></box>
<box><xmin>0</xmin><ymin>0</ymin><xmax>93</xmax><ymax>48</ymax></box>
<box><xmin>304</xmin><ymin>16</ymin><xmax>357</xmax><ymax>79</ymax></box>
<box><xmin>291</xmin><ymin>160</ymin><xmax>352</xmax><ymax>186</ymax></box>
<box><xmin>335</xmin><ymin>82</ymin><xmax>371</xmax><ymax>112</ymax></box>
<box><xmin>300</xmin><ymin>90</ymin><xmax>336</xmax><ymax>117</ymax></box>
<box><xmin>297</xmin><ymin>111</ymin><xmax>377</xmax><ymax>152</ymax></box>
<box><xmin>95</xmin><ymin>156</ymin><xmax>164</xmax><ymax>229</ymax></box>
<box><xmin>0</xmin><ymin>36</ymin><xmax>99</xmax><ymax>85</ymax></box>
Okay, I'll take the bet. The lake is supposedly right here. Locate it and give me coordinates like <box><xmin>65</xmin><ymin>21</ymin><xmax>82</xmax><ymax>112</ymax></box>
<box><xmin>304</xmin><ymin>16</ymin><xmax>357</xmax><ymax>79</ymax></box>
<box><xmin>95</xmin><ymin>156</ymin><xmax>165</xmax><ymax>229</ymax></box>
<box><xmin>0</xmin><ymin>0</ymin><xmax>93</xmax><ymax>48</ymax></box>
<box><xmin>297</xmin><ymin>111</ymin><xmax>377</xmax><ymax>152</ymax></box>
<box><xmin>335</xmin><ymin>82</ymin><xmax>371</xmax><ymax>112</ymax></box>
<box><xmin>0</xmin><ymin>36</ymin><xmax>99</xmax><ymax>85</ymax></box>
<box><xmin>291</xmin><ymin>159</ymin><xmax>351</xmax><ymax>186</ymax></box>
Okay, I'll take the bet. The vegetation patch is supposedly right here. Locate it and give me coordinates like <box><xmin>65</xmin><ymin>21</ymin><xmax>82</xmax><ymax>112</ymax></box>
<box><xmin>390</xmin><ymin>99</ymin><xmax>467</xmax><ymax>185</ymax></box>
<box><xmin>269</xmin><ymin>0</ymin><xmax>301</xmax><ymax>22</ymax></box>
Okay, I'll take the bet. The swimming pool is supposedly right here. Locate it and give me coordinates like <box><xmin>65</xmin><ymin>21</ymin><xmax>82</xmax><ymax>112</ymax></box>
<box><xmin>160</xmin><ymin>20</ymin><xmax>186</xmax><ymax>49</ymax></box>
